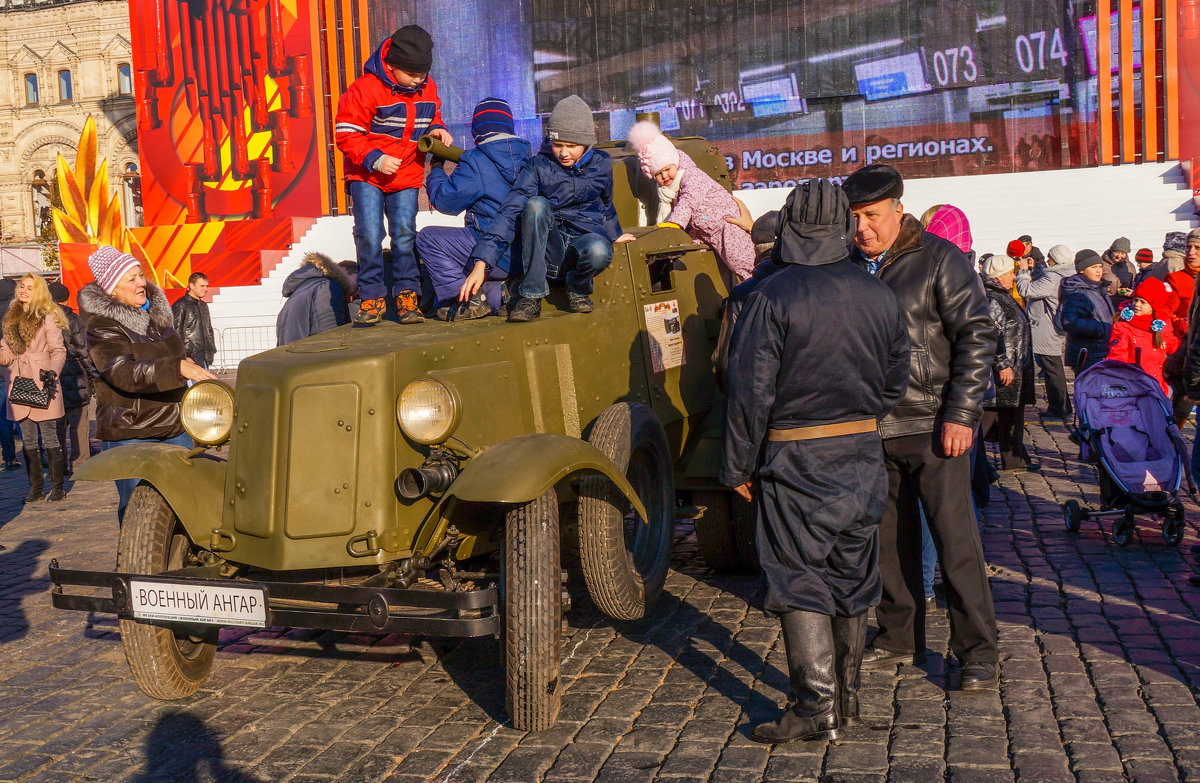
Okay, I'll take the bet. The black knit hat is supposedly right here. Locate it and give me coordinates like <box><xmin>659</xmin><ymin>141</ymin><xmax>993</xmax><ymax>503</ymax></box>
<box><xmin>842</xmin><ymin>164</ymin><xmax>904</xmax><ymax>206</ymax></box>
<box><xmin>48</xmin><ymin>281</ymin><xmax>70</xmax><ymax>303</ymax></box>
<box><xmin>1075</xmin><ymin>249</ymin><xmax>1103</xmax><ymax>273</ymax></box>
<box><xmin>385</xmin><ymin>25</ymin><xmax>433</xmax><ymax>72</ymax></box>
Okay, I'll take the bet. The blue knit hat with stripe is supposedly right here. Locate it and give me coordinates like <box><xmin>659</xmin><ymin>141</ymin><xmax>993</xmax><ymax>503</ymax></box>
<box><xmin>472</xmin><ymin>98</ymin><xmax>515</xmax><ymax>144</ymax></box>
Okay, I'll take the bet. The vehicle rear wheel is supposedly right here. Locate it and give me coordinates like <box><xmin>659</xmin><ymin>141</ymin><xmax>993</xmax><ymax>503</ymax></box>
<box><xmin>578</xmin><ymin>402</ymin><xmax>675</xmax><ymax>621</ymax></box>
<box><xmin>117</xmin><ymin>483</ymin><xmax>218</xmax><ymax>700</ymax></box>
<box><xmin>504</xmin><ymin>490</ymin><xmax>562</xmax><ymax>731</ymax></box>
<box><xmin>692</xmin><ymin>491</ymin><xmax>742</xmax><ymax>571</ymax></box>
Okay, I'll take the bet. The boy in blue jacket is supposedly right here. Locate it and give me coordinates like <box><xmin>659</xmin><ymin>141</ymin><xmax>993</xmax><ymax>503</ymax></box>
<box><xmin>470</xmin><ymin>94</ymin><xmax>634</xmax><ymax>322</ymax></box>
<box><xmin>416</xmin><ymin>98</ymin><xmax>532</xmax><ymax>320</ymax></box>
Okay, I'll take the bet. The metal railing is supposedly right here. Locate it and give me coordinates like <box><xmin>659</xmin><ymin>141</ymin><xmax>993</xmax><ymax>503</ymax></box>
<box><xmin>212</xmin><ymin>326</ymin><xmax>276</xmax><ymax>372</ymax></box>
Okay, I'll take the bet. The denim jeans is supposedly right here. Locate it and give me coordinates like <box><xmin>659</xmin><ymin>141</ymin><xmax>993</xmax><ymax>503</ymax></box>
<box><xmin>349</xmin><ymin>181</ymin><xmax>419</xmax><ymax>300</ymax></box>
<box><xmin>415</xmin><ymin>225</ymin><xmax>507</xmax><ymax>311</ymax></box>
<box><xmin>102</xmin><ymin>432</ymin><xmax>192</xmax><ymax>523</ymax></box>
<box><xmin>516</xmin><ymin>197</ymin><xmax>613</xmax><ymax>299</ymax></box>
<box><xmin>1191</xmin><ymin>419</ymin><xmax>1200</xmax><ymax>490</ymax></box>
<box><xmin>919</xmin><ymin>503</ymin><xmax>936</xmax><ymax>600</ymax></box>
<box><xmin>0</xmin><ymin>384</ymin><xmax>14</xmax><ymax>462</ymax></box>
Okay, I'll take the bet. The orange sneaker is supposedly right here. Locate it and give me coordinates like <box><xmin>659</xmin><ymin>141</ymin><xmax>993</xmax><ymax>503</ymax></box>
<box><xmin>396</xmin><ymin>289</ymin><xmax>425</xmax><ymax>324</ymax></box>
<box><xmin>354</xmin><ymin>297</ymin><xmax>386</xmax><ymax>325</ymax></box>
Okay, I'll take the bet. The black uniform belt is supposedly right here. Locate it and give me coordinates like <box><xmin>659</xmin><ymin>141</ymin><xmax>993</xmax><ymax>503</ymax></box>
<box><xmin>767</xmin><ymin>418</ymin><xmax>878</xmax><ymax>442</ymax></box>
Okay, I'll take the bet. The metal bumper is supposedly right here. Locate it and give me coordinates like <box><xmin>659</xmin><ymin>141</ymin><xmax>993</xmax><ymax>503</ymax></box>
<box><xmin>48</xmin><ymin>559</ymin><xmax>500</xmax><ymax>638</ymax></box>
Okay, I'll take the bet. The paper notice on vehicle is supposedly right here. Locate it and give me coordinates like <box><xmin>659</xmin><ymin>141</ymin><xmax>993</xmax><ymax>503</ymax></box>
<box><xmin>129</xmin><ymin>579</ymin><xmax>268</xmax><ymax>628</ymax></box>
<box><xmin>644</xmin><ymin>299</ymin><xmax>685</xmax><ymax>373</ymax></box>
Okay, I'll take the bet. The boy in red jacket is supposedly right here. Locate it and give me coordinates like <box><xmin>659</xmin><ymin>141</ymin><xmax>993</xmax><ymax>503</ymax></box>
<box><xmin>1109</xmin><ymin>277</ymin><xmax>1180</xmax><ymax>396</ymax></box>
<box><xmin>335</xmin><ymin>25</ymin><xmax>452</xmax><ymax>324</ymax></box>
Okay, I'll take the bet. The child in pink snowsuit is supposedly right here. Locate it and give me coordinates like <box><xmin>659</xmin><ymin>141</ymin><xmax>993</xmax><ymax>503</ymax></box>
<box><xmin>629</xmin><ymin>121</ymin><xmax>755</xmax><ymax>281</ymax></box>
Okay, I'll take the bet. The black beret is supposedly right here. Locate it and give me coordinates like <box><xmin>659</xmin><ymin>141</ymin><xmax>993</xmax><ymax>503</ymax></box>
<box><xmin>48</xmin><ymin>281</ymin><xmax>70</xmax><ymax>302</ymax></box>
<box><xmin>751</xmin><ymin>209</ymin><xmax>783</xmax><ymax>245</ymax></box>
<box><xmin>842</xmin><ymin>164</ymin><xmax>903</xmax><ymax>206</ymax></box>
<box><xmin>1018</xmin><ymin>234</ymin><xmax>1032</xmax><ymax>243</ymax></box>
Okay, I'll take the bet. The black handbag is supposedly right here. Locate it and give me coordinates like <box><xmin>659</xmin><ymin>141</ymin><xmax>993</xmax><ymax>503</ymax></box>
<box><xmin>9</xmin><ymin>369</ymin><xmax>57</xmax><ymax>410</ymax></box>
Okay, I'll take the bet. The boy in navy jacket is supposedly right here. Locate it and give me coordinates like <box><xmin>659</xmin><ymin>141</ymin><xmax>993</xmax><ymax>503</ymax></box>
<box><xmin>470</xmin><ymin>95</ymin><xmax>634</xmax><ymax>322</ymax></box>
<box><xmin>416</xmin><ymin>98</ymin><xmax>532</xmax><ymax>320</ymax></box>
<box><xmin>335</xmin><ymin>25</ymin><xmax>452</xmax><ymax>325</ymax></box>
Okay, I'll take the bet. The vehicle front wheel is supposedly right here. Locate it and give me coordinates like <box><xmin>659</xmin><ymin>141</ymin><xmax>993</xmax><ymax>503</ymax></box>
<box><xmin>578</xmin><ymin>402</ymin><xmax>675</xmax><ymax>621</ymax></box>
<box><xmin>117</xmin><ymin>483</ymin><xmax>218</xmax><ymax>700</ymax></box>
<box><xmin>504</xmin><ymin>490</ymin><xmax>562</xmax><ymax>731</ymax></box>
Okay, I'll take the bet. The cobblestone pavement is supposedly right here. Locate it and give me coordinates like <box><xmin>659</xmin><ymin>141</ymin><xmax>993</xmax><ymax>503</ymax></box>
<box><xmin>0</xmin><ymin>412</ymin><xmax>1198</xmax><ymax>783</ymax></box>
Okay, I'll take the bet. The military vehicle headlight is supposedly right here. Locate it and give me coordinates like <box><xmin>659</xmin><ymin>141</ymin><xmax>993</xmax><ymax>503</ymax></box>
<box><xmin>180</xmin><ymin>380</ymin><xmax>235</xmax><ymax>446</ymax></box>
<box><xmin>398</xmin><ymin>378</ymin><xmax>459</xmax><ymax>445</ymax></box>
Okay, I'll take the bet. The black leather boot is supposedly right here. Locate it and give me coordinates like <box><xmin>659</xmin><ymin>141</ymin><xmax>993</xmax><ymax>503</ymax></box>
<box><xmin>23</xmin><ymin>449</ymin><xmax>43</xmax><ymax>503</ymax></box>
<box><xmin>46</xmin><ymin>447</ymin><xmax>66</xmax><ymax>501</ymax></box>
<box><xmin>832</xmin><ymin>614</ymin><xmax>869</xmax><ymax>728</ymax></box>
<box><xmin>752</xmin><ymin>611</ymin><xmax>841</xmax><ymax>744</ymax></box>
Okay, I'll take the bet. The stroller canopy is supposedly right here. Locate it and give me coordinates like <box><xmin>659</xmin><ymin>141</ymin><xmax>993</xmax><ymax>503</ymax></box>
<box><xmin>1074</xmin><ymin>360</ymin><xmax>1180</xmax><ymax>495</ymax></box>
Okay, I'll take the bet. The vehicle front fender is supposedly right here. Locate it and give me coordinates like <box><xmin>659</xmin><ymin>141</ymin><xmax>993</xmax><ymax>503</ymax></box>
<box><xmin>73</xmin><ymin>444</ymin><xmax>227</xmax><ymax>545</ymax></box>
<box><xmin>447</xmin><ymin>434</ymin><xmax>648</xmax><ymax>522</ymax></box>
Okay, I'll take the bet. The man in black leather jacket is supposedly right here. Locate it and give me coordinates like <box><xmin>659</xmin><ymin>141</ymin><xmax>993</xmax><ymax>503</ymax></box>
<box><xmin>171</xmin><ymin>273</ymin><xmax>217</xmax><ymax>369</ymax></box>
<box><xmin>721</xmin><ymin>179</ymin><xmax>910</xmax><ymax>743</ymax></box>
<box><xmin>844</xmin><ymin>164</ymin><xmax>1001</xmax><ymax>690</ymax></box>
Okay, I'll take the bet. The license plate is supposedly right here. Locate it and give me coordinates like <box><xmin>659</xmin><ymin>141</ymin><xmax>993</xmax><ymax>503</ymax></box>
<box><xmin>128</xmin><ymin>579</ymin><xmax>267</xmax><ymax>628</ymax></box>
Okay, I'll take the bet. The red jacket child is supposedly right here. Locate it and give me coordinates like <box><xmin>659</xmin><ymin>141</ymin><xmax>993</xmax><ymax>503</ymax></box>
<box><xmin>1165</xmin><ymin>266</ymin><xmax>1198</xmax><ymax>334</ymax></box>
<box><xmin>1108</xmin><ymin>277</ymin><xmax>1180</xmax><ymax>395</ymax></box>
<box><xmin>334</xmin><ymin>35</ymin><xmax>446</xmax><ymax>193</ymax></box>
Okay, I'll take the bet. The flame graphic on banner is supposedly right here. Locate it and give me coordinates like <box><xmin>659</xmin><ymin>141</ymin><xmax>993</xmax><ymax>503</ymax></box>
<box><xmin>51</xmin><ymin>115</ymin><xmax>183</xmax><ymax>288</ymax></box>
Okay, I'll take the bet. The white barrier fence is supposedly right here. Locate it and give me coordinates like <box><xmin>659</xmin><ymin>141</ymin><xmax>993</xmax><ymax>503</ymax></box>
<box><xmin>211</xmin><ymin>326</ymin><xmax>276</xmax><ymax>372</ymax></box>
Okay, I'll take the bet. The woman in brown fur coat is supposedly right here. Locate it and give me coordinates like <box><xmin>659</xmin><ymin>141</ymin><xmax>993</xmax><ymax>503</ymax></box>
<box><xmin>0</xmin><ymin>274</ymin><xmax>67</xmax><ymax>501</ymax></box>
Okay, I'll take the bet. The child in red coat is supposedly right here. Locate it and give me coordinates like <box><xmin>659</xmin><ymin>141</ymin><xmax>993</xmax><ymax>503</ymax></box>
<box><xmin>1108</xmin><ymin>277</ymin><xmax>1180</xmax><ymax>395</ymax></box>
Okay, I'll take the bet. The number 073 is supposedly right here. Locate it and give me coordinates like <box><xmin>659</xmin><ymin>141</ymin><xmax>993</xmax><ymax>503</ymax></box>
<box><xmin>931</xmin><ymin>45</ymin><xmax>979</xmax><ymax>86</ymax></box>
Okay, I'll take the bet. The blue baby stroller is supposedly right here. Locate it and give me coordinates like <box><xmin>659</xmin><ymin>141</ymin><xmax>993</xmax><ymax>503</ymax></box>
<box><xmin>1062</xmin><ymin>359</ymin><xmax>1195</xmax><ymax>545</ymax></box>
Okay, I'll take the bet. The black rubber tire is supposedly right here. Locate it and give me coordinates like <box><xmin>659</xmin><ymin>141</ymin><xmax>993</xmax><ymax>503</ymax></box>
<box><xmin>504</xmin><ymin>490</ymin><xmax>562</xmax><ymax>732</ymax></box>
<box><xmin>1164</xmin><ymin>520</ymin><xmax>1185</xmax><ymax>546</ymax></box>
<box><xmin>731</xmin><ymin>493</ymin><xmax>759</xmax><ymax>571</ymax></box>
<box><xmin>1112</xmin><ymin>514</ymin><xmax>1135</xmax><ymax>547</ymax></box>
<box><xmin>578</xmin><ymin>402</ymin><xmax>675</xmax><ymax>621</ymax></box>
<box><xmin>692</xmin><ymin>491</ymin><xmax>742</xmax><ymax>571</ymax></box>
<box><xmin>117</xmin><ymin>483</ymin><xmax>217</xmax><ymax>700</ymax></box>
<box><xmin>1063</xmin><ymin>500</ymin><xmax>1082</xmax><ymax>533</ymax></box>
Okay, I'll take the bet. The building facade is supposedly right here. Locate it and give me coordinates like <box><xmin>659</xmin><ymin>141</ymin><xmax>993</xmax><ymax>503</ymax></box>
<box><xmin>0</xmin><ymin>0</ymin><xmax>137</xmax><ymax>251</ymax></box>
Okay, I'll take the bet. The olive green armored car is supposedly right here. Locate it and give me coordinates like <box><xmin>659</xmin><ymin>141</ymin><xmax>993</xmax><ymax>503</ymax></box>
<box><xmin>50</xmin><ymin>132</ymin><xmax>757</xmax><ymax>731</ymax></box>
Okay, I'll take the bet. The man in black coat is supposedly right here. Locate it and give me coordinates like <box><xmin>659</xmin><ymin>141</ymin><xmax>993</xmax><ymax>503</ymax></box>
<box><xmin>171</xmin><ymin>273</ymin><xmax>217</xmax><ymax>369</ymax></box>
<box><xmin>844</xmin><ymin>164</ymin><xmax>1001</xmax><ymax>690</ymax></box>
<box><xmin>49</xmin><ymin>283</ymin><xmax>92</xmax><ymax>474</ymax></box>
<box><xmin>721</xmin><ymin>179</ymin><xmax>910</xmax><ymax>743</ymax></box>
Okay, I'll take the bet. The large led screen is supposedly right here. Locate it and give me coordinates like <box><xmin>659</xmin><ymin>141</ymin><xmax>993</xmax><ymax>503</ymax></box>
<box><xmin>374</xmin><ymin>0</ymin><xmax>1110</xmax><ymax>188</ymax></box>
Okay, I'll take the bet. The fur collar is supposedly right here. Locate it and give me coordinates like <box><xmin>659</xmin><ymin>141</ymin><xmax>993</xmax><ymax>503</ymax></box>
<box><xmin>303</xmin><ymin>252</ymin><xmax>352</xmax><ymax>290</ymax></box>
<box><xmin>1</xmin><ymin>300</ymin><xmax>47</xmax><ymax>355</ymax></box>
<box><xmin>79</xmin><ymin>280</ymin><xmax>174</xmax><ymax>335</ymax></box>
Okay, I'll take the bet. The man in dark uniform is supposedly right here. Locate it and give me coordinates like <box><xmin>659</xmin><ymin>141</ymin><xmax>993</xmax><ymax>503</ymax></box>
<box><xmin>843</xmin><ymin>163</ymin><xmax>1001</xmax><ymax>690</ymax></box>
<box><xmin>721</xmin><ymin>179</ymin><xmax>910</xmax><ymax>744</ymax></box>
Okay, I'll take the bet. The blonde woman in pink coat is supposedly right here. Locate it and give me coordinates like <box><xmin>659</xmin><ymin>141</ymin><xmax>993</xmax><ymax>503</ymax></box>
<box><xmin>629</xmin><ymin>121</ymin><xmax>756</xmax><ymax>281</ymax></box>
<box><xmin>0</xmin><ymin>274</ymin><xmax>67</xmax><ymax>502</ymax></box>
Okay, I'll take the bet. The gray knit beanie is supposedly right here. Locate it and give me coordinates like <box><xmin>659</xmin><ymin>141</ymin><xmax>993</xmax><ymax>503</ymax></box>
<box><xmin>546</xmin><ymin>95</ymin><xmax>597</xmax><ymax>147</ymax></box>
<box><xmin>1109</xmin><ymin>236</ymin><xmax>1131</xmax><ymax>254</ymax></box>
<box><xmin>1189</xmin><ymin>227</ymin><xmax>1200</xmax><ymax>243</ymax></box>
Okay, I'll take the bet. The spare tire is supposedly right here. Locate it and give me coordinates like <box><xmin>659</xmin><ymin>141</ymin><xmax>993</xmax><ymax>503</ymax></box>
<box><xmin>578</xmin><ymin>402</ymin><xmax>675</xmax><ymax>621</ymax></box>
